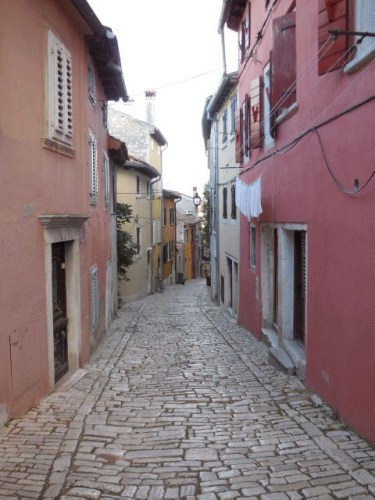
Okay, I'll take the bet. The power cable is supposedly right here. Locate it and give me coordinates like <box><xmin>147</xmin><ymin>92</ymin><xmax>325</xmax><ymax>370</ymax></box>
<box><xmin>126</xmin><ymin>67</ymin><xmax>222</xmax><ymax>99</ymax></box>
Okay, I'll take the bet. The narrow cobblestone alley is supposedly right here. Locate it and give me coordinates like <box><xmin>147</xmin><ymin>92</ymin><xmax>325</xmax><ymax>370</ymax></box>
<box><xmin>1</xmin><ymin>279</ymin><xmax>375</xmax><ymax>500</ymax></box>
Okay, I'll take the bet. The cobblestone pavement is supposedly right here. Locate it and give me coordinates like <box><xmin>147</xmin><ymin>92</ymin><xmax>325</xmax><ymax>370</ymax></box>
<box><xmin>1</xmin><ymin>279</ymin><xmax>375</xmax><ymax>500</ymax></box>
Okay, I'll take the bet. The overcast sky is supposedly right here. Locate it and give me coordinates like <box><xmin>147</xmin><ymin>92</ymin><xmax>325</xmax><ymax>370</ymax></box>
<box><xmin>87</xmin><ymin>0</ymin><xmax>237</xmax><ymax>199</ymax></box>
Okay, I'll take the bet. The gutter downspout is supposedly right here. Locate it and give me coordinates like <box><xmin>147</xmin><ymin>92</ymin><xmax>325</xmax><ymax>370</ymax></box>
<box><xmin>150</xmin><ymin>174</ymin><xmax>161</xmax><ymax>294</ymax></box>
<box><xmin>174</xmin><ymin>196</ymin><xmax>182</xmax><ymax>283</ymax></box>
<box><xmin>160</xmin><ymin>143</ymin><xmax>168</xmax><ymax>288</ymax></box>
<box><xmin>220</xmin><ymin>28</ymin><xmax>227</xmax><ymax>75</ymax></box>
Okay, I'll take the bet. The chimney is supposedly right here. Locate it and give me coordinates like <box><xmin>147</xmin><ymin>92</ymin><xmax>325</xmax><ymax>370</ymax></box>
<box><xmin>145</xmin><ymin>90</ymin><xmax>156</xmax><ymax>125</ymax></box>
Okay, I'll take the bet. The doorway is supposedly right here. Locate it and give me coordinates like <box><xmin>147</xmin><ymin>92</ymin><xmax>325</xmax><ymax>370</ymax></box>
<box><xmin>293</xmin><ymin>230</ymin><xmax>306</xmax><ymax>343</ymax></box>
<box><xmin>52</xmin><ymin>242</ymin><xmax>69</xmax><ymax>382</ymax></box>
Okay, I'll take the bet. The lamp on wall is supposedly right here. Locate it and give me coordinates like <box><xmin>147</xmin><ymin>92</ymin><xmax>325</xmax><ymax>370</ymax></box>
<box><xmin>193</xmin><ymin>189</ymin><xmax>201</xmax><ymax>208</ymax></box>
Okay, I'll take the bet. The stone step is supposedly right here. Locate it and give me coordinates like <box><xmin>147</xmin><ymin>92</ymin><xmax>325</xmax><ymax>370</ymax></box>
<box><xmin>269</xmin><ymin>346</ymin><xmax>295</xmax><ymax>375</ymax></box>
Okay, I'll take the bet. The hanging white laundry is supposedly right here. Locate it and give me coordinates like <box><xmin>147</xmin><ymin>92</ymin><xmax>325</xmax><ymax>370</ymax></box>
<box><xmin>235</xmin><ymin>176</ymin><xmax>262</xmax><ymax>220</ymax></box>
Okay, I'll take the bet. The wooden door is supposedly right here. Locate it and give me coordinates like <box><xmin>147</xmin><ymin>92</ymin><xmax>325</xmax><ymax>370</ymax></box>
<box><xmin>52</xmin><ymin>242</ymin><xmax>68</xmax><ymax>382</ymax></box>
<box><xmin>293</xmin><ymin>231</ymin><xmax>306</xmax><ymax>343</ymax></box>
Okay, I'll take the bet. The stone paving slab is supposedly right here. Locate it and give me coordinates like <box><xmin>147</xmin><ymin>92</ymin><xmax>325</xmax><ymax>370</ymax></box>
<box><xmin>1</xmin><ymin>279</ymin><xmax>375</xmax><ymax>499</ymax></box>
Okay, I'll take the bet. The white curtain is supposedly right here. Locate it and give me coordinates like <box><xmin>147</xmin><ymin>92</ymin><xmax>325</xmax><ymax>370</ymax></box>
<box><xmin>235</xmin><ymin>176</ymin><xmax>262</xmax><ymax>219</ymax></box>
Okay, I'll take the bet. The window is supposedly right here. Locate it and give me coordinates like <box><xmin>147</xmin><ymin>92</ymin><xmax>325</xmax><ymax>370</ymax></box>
<box><xmin>231</xmin><ymin>184</ymin><xmax>236</xmax><ymax>220</ymax></box>
<box><xmin>136</xmin><ymin>176</ymin><xmax>140</xmax><ymax>195</ymax></box>
<box><xmin>102</xmin><ymin>101</ymin><xmax>108</xmax><ymax>130</ymax></box>
<box><xmin>90</xmin><ymin>265</ymin><xmax>99</xmax><ymax>333</ymax></box>
<box><xmin>103</xmin><ymin>151</ymin><xmax>110</xmax><ymax>206</ymax></box>
<box><xmin>146</xmin><ymin>181</ymin><xmax>150</xmax><ymax>198</ymax></box>
<box><xmin>239</xmin><ymin>3</ymin><xmax>250</xmax><ymax>62</ymax></box>
<box><xmin>235</xmin><ymin>108</ymin><xmax>243</xmax><ymax>163</ymax></box>
<box><xmin>136</xmin><ymin>226</ymin><xmax>141</xmax><ymax>254</ymax></box>
<box><xmin>263</xmin><ymin>63</ymin><xmax>274</xmax><ymax>149</ymax></box>
<box><xmin>163</xmin><ymin>207</ymin><xmax>167</xmax><ymax>226</ymax></box>
<box><xmin>223</xmin><ymin>187</ymin><xmax>228</xmax><ymax>219</ymax></box>
<box><xmin>318</xmin><ymin>0</ymin><xmax>348</xmax><ymax>74</ymax></box>
<box><xmin>250</xmin><ymin>77</ymin><xmax>262</xmax><ymax>149</ymax></box>
<box><xmin>271</xmin><ymin>11</ymin><xmax>296</xmax><ymax>117</ymax></box>
<box><xmin>245</xmin><ymin>3</ymin><xmax>251</xmax><ymax>50</ymax></box>
<box><xmin>221</xmin><ymin>275</ymin><xmax>225</xmax><ymax>303</ymax></box>
<box><xmin>170</xmin><ymin>208</ymin><xmax>175</xmax><ymax>225</ymax></box>
<box><xmin>184</xmin><ymin>226</ymin><xmax>189</xmax><ymax>243</ymax></box>
<box><xmin>345</xmin><ymin>0</ymin><xmax>375</xmax><ymax>72</ymax></box>
<box><xmin>88</xmin><ymin>64</ymin><xmax>96</xmax><ymax>105</ymax></box>
<box><xmin>230</xmin><ymin>96</ymin><xmax>237</xmax><ymax>138</ymax></box>
<box><xmin>89</xmin><ymin>131</ymin><xmax>98</xmax><ymax>205</ymax></box>
<box><xmin>47</xmin><ymin>30</ymin><xmax>73</xmax><ymax>145</ymax></box>
<box><xmin>242</xmin><ymin>96</ymin><xmax>251</xmax><ymax>160</ymax></box>
<box><xmin>222</xmin><ymin>109</ymin><xmax>228</xmax><ymax>145</ymax></box>
<box><xmin>250</xmin><ymin>224</ymin><xmax>256</xmax><ymax>269</ymax></box>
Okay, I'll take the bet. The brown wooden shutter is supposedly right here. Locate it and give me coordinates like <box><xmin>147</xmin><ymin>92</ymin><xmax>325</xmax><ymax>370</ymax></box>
<box><xmin>269</xmin><ymin>50</ymin><xmax>276</xmax><ymax>139</ymax></box>
<box><xmin>244</xmin><ymin>94</ymin><xmax>251</xmax><ymax>155</ymax></box>
<box><xmin>271</xmin><ymin>11</ymin><xmax>296</xmax><ymax>117</ymax></box>
<box><xmin>250</xmin><ymin>76</ymin><xmax>263</xmax><ymax>149</ymax></box>
<box><xmin>318</xmin><ymin>0</ymin><xmax>348</xmax><ymax>75</ymax></box>
<box><xmin>235</xmin><ymin>108</ymin><xmax>242</xmax><ymax>163</ymax></box>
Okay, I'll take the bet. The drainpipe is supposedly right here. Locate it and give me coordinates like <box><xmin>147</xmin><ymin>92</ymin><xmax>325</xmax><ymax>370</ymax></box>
<box><xmin>219</xmin><ymin>28</ymin><xmax>227</xmax><ymax>75</ymax></box>
<box><xmin>160</xmin><ymin>143</ymin><xmax>168</xmax><ymax>287</ymax></box>
<box><xmin>150</xmin><ymin>174</ymin><xmax>161</xmax><ymax>294</ymax></box>
<box><xmin>174</xmin><ymin>196</ymin><xmax>182</xmax><ymax>283</ymax></box>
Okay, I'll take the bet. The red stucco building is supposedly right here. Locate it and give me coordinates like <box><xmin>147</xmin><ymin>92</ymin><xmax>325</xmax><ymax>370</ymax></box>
<box><xmin>221</xmin><ymin>0</ymin><xmax>375</xmax><ymax>443</ymax></box>
<box><xmin>0</xmin><ymin>0</ymin><xmax>127</xmax><ymax>422</ymax></box>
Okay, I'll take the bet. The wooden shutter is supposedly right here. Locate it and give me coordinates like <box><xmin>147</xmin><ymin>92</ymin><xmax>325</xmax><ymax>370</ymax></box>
<box><xmin>244</xmin><ymin>94</ymin><xmax>251</xmax><ymax>155</ymax></box>
<box><xmin>271</xmin><ymin>11</ymin><xmax>296</xmax><ymax>116</ymax></box>
<box><xmin>269</xmin><ymin>50</ymin><xmax>276</xmax><ymax>138</ymax></box>
<box><xmin>103</xmin><ymin>152</ymin><xmax>110</xmax><ymax>206</ymax></box>
<box><xmin>231</xmin><ymin>184</ymin><xmax>236</xmax><ymax>220</ymax></box>
<box><xmin>90</xmin><ymin>266</ymin><xmax>99</xmax><ymax>333</ymax></box>
<box><xmin>48</xmin><ymin>31</ymin><xmax>73</xmax><ymax>144</ymax></box>
<box><xmin>235</xmin><ymin>108</ymin><xmax>243</xmax><ymax>163</ymax></box>
<box><xmin>88</xmin><ymin>65</ymin><xmax>96</xmax><ymax>105</ymax></box>
<box><xmin>223</xmin><ymin>187</ymin><xmax>228</xmax><ymax>219</ymax></box>
<box><xmin>89</xmin><ymin>132</ymin><xmax>98</xmax><ymax>205</ymax></box>
<box><xmin>250</xmin><ymin>76</ymin><xmax>263</xmax><ymax>149</ymax></box>
<box><xmin>318</xmin><ymin>0</ymin><xmax>348</xmax><ymax>75</ymax></box>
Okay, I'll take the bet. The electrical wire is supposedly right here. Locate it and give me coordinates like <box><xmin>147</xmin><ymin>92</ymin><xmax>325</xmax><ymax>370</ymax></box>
<box><xmin>221</xmin><ymin>34</ymin><xmax>367</xmax><ymax>168</ymax></box>
<box><xmin>127</xmin><ymin>67</ymin><xmax>222</xmax><ymax>99</ymax></box>
<box><xmin>312</xmin><ymin>128</ymin><xmax>375</xmax><ymax>194</ymax></box>
<box><xmin>219</xmin><ymin>36</ymin><xmax>338</xmax><ymax>166</ymax></box>
<box><xmin>238</xmin><ymin>88</ymin><xmax>375</xmax><ymax>194</ymax></box>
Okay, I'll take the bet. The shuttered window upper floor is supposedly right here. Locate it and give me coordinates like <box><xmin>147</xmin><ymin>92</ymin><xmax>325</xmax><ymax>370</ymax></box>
<box><xmin>319</xmin><ymin>0</ymin><xmax>375</xmax><ymax>75</ymax></box>
<box><xmin>47</xmin><ymin>30</ymin><xmax>73</xmax><ymax>148</ymax></box>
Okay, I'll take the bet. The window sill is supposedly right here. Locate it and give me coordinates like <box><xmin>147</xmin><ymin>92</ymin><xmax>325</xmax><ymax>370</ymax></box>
<box><xmin>222</xmin><ymin>142</ymin><xmax>227</xmax><ymax>149</ymax></box>
<box><xmin>230</xmin><ymin>219</ymin><xmax>236</xmax><ymax>226</ymax></box>
<box><xmin>275</xmin><ymin>102</ymin><xmax>298</xmax><ymax>126</ymax></box>
<box><xmin>42</xmin><ymin>138</ymin><xmax>76</xmax><ymax>158</ymax></box>
<box><xmin>344</xmin><ymin>45</ymin><xmax>375</xmax><ymax>74</ymax></box>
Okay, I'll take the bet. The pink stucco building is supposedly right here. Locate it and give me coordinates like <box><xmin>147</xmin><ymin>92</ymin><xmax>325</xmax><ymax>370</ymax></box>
<box><xmin>221</xmin><ymin>0</ymin><xmax>375</xmax><ymax>444</ymax></box>
<box><xmin>0</xmin><ymin>0</ymin><xmax>127</xmax><ymax>423</ymax></box>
